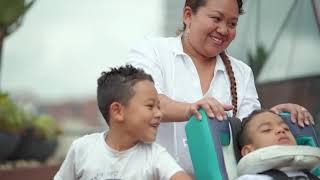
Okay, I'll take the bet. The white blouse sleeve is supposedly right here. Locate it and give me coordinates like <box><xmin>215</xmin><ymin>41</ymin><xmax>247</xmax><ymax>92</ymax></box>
<box><xmin>126</xmin><ymin>38</ymin><xmax>165</xmax><ymax>94</ymax></box>
<box><xmin>237</xmin><ymin>68</ymin><xmax>261</xmax><ymax>120</ymax></box>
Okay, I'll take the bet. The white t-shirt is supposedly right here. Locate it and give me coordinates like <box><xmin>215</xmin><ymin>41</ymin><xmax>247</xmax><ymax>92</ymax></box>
<box><xmin>126</xmin><ymin>36</ymin><xmax>260</xmax><ymax>174</ymax></box>
<box><xmin>236</xmin><ymin>170</ymin><xmax>308</xmax><ymax>180</ymax></box>
<box><xmin>54</xmin><ymin>132</ymin><xmax>183</xmax><ymax>180</ymax></box>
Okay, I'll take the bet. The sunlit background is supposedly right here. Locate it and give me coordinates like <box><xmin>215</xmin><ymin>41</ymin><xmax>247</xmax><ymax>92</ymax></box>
<box><xmin>0</xmin><ymin>0</ymin><xmax>319</xmax><ymax>179</ymax></box>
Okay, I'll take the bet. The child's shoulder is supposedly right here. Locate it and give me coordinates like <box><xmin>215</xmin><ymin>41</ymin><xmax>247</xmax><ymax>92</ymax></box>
<box><xmin>71</xmin><ymin>132</ymin><xmax>104</xmax><ymax>150</ymax></box>
<box><xmin>138</xmin><ymin>142</ymin><xmax>167</xmax><ymax>153</ymax></box>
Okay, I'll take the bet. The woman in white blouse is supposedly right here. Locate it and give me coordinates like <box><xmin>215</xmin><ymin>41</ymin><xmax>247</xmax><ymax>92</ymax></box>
<box><xmin>126</xmin><ymin>0</ymin><xmax>314</xmax><ymax>174</ymax></box>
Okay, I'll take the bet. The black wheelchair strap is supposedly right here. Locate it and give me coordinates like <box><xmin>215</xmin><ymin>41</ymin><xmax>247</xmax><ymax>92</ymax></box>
<box><xmin>229</xmin><ymin>117</ymin><xmax>242</xmax><ymax>162</ymax></box>
<box><xmin>302</xmin><ymin>170</ymin><xmax>320</xmax><ymax>180</ymax></box>
<box><xmin>259</xmin><ymin>169</ymin><xmax>291</xmax><ymax>180</ymax></box>
<box><xmin>260</xmin><ymin>169</ymin><xmax>320</xmax><ymax>180</ymax></box>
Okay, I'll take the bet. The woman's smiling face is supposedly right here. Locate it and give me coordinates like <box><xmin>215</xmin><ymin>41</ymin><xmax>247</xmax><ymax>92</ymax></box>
<box><xmin>183</xmin><ymin>0</ymin><xmax>239</xmax><ymax>58</ymax></box>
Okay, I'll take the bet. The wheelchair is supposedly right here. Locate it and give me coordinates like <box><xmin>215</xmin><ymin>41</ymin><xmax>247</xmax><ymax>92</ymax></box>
<box><xmin>185</xmin><ymin>109</ymin><xmax>320</xmax><ymax>180</ymax></box>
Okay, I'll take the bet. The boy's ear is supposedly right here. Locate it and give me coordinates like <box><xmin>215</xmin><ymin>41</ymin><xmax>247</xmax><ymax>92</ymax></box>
<box><xmin>109</xmin><ymin>102</ymin><xmax>125</xmax><ymax>122</ymax></box>
<box><xmin>241</xmin><ymin>144</ymin><xmax>255</xmax><ymax>157</ymax></box>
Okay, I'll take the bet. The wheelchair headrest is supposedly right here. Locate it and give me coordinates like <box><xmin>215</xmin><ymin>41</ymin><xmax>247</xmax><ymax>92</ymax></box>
<box><xmin>237</xmin><ymin>145</ymin><xmax>320</xmax><ymax>176</ymax></box>
<box><xmin>280</xmin><ymin>112</ymin><xmax>319</xmax><ymax>147</ymax></box>
<box><xmin>185</xmin><ymin>110</ymin><xmax>320</xmax><ymax>180</ymax></box>
<box><xmin>234</xmin><ymin>112</ymin><xmax>320</xmax><ymax>162</ymax></box>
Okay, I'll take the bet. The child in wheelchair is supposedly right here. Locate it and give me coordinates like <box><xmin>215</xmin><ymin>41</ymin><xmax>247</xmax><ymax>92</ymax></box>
<box><xmin>236</xmin><ymin>110</ymin><xmax>320</xmax><ymax>180</ymax></box>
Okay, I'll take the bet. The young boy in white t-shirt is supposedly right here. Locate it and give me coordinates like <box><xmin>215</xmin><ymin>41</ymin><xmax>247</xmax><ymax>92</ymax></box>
<box><xmin>54</xmin><ymin>65</ymin><xmax>192</xmax><ymax>180</ymax></box>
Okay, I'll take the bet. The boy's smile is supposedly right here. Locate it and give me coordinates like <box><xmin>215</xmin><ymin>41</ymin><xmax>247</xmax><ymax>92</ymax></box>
<box><xmin>122</xmin><ymin>80</ymin><xmax>162</xmax><ymax>143</ymax></box>
<box><xmin>150</xmin><ymin>120</ymin><xmax>160</xmax><ymax>131</ymax></box>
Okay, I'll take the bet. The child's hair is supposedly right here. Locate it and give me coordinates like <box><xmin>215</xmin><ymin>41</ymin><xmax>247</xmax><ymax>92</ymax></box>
<box><xmin>237</xmin><ymin>109</ymin><xmax>278</xmax><ymax>151</ymax></box>
<box><xmin>97</xmin><ymin>64</ymin><xmax>154</xmax><ymax>125</ymax></box>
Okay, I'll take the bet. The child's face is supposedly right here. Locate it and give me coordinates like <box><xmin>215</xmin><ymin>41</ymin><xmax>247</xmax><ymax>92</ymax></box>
<box><xmin>122</xmin><ymin>80</ymin><xmax>162</xmax><ymax>143</ymax></box>
<box><xmin>241</xmin><ymin>112</ymin><xmax>296</xmax><ymax>156</ymax></box>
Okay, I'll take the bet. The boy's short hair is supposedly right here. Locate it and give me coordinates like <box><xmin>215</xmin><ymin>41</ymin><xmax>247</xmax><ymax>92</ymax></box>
<box><xmin>237</xmin><ymin>109</ymin><xmax>278</xmax><ymax>151</ymax></box>
<box><xmin>97</xmin><ymin>64</ymin><xmax>154</xmax><ymax>125</ymax></box>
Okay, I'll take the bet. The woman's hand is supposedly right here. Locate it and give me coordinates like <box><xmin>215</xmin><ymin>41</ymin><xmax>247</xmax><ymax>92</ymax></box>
<box><xmin>186</xmin><ymin>96</ymin><xmax>233</xmax><ymax>121</ymax></box>
<box><xmin>270</xmin><ymin>103</ymin><xmax>314</xmax><ymax>127</ymax></box>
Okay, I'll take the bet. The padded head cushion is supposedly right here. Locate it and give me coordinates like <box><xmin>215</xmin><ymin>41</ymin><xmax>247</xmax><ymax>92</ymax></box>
<box><xmin>237</xmin><ymin>145</ymin><xmax>320</xmax><ymax>176</ymax></box>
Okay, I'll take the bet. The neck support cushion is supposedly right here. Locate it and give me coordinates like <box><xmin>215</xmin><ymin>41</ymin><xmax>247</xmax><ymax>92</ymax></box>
<box><xmin>237</xmin><ymin>145</ymin><xmax>320</xmax><ymax>176</ymax></box>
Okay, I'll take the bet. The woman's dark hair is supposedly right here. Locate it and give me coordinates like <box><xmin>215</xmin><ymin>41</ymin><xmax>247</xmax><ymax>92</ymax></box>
<box><xmin>183</xmin><ymin>0</ymin><xmax>244</xmax><ymax>30</ymax></box>
<box><xmin>185</xmin><ymin>0</ymin><xmax>244</xmax><ymax>14</ymax></box>
<box><xmin>182</xmin><ymin>0</ymin><xmax>244</xmax><ymax>117</ymax></box>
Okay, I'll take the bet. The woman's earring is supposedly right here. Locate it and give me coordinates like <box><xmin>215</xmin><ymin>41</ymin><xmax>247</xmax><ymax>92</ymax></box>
<box><xmin>186</xmin><ymin>27</ymin><xmax>190</xmax><ymax>35</ymax></box>
<box><xmin>185</xmin><ymin>27</ymin><xmax>191</xmax><ymax>40</ymax></box>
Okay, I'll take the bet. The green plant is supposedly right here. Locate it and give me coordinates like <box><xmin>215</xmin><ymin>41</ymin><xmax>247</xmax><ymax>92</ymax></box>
<box><xmin>0</xmin><ymin>92</ymin><xmax>28</xmax><ymax>133</ymax></box>
<box><xmin>247</xmin><ymin>44</ymin><xmax>269</xmax><ymax>80</ymax></box>
<box><xmin>32</xmin><ymin>115</ymin><xmax>62</xmax><ymax>140</ymax></box>
<box><xmin>0</xmin><ymin>92</ymin><xmax>62</xmax><ymax>139</ymax></box>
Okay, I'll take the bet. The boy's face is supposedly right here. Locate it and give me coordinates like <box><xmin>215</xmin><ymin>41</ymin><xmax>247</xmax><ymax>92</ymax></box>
<box><xmin>122</xmin><ymin>80</ymin><xmax>162</xmax><ymax>143</ymax></box>
<box><xmin>241</xmin><ymin>112</ymin><xmax>296</xmax><ymax>156</ymax></box>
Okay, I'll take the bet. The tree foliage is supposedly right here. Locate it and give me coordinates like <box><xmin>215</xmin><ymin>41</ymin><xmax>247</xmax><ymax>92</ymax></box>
<box><xmin>0</xmin><ymin>0</ymin><xmax>36</xmax><ymax>87</ymax></box>
<box><xmin>247</xmin><ymin>44</ymin><xmax>269</xmax><ymax>81</ymax></box>
<box><xmin>0</xmin><ymin>0</ymin><xmax>36</xmax><ymax>36</ymax></box>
